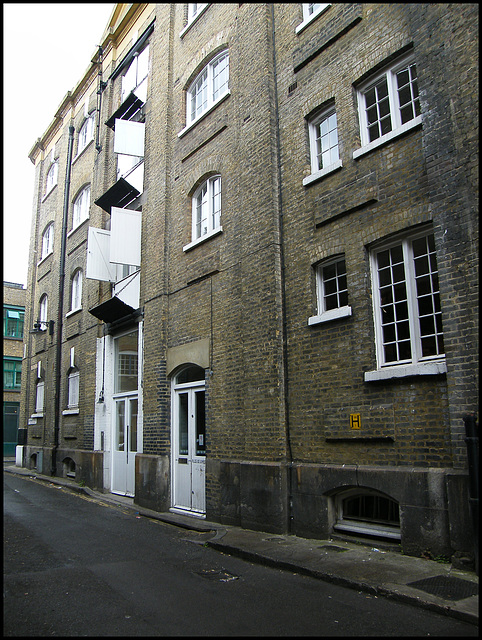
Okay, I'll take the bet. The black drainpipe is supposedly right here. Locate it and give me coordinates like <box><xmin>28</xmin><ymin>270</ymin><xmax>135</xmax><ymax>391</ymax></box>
<box><xmin>51</xmin><ymin>124</ymin><xmax>75</xmax><ymax>476</ymax></box>
<box><xmin>463</xmin><ymin>413</ymin><xmax>479</xmax><ymax>575</ymax></box>
<box><xmin>270</xmin><ymin>4</ymin><xmax>294</xmax><ymax>533</ymax></box>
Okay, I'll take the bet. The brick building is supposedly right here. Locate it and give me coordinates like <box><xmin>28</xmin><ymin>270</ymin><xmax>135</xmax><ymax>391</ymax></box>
<box><xmin>20</xmin><ymin>4</ymin><xmax>478</xmax><ymax>566</ymax></box>
<box><xmin>4</xmin><ymin>282</ymin><xmax>26</xmax><ymax>457</ymax></box>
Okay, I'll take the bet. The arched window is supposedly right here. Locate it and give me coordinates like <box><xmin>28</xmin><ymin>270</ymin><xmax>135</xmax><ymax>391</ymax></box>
<box><xmin>175</xmin><ymin>364</ymin><xmax>205</xmax><ymax>385</ymax></box>
<box><xmin>70</xmin><ymin>269</ymin><xmax>83</xmax><ymax>312</ymax></box>
<box><xmin>72</xmin><ymin>185</ymin><xmax>91</xmax><ymax>229</ymax></box>
<box><xmin>334</xmin><ymin>488</ymin><xmax>400</xmax><ymax>541</ymax></box>
<box><xmin>41</xmin><ymin>223</ymin><xmax>54</xmax><ymax>259</ymax></box>
<box><xmin>191</xmin><ymin>175</ymin><xmax>221</xmax><ymax>242</ymax></box>
<box><xmin>78</xmin><ymin>114</ymin><xmax>94</xmax><ymax>154</ymax></box>
<box><xmin>39</xmin><ymin>295</ymin><xmax>48</xmax><ymax>329</ymax></box>
<box><xmin>187</xmin><ymin>50</ymin><xmax>229</xmax><ymax>125</ymax></box>
<box><xmin>46</xmin><ymin>161</ymin><xmax>58</xmax><ymax>194</ymax></box>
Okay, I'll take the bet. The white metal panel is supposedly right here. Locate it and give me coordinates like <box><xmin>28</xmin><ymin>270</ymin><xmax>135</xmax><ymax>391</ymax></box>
<box><xmin>113</xmin><ymin>270</ymin><xmax>140</xmax><ymax>309</ymax></box>
<box><xmin>114</xmin><ymin>119</ymin><xmax>145</xmax><ymax>157</ymax></box>
<box><xmin>124</xmin><ymin>162</ymin><xmax>144</xmax><ymax>194</ymax></box>
<box><xmin>86</xmin><ymin>227</ymin><xmax>116</xmax><ymax>281</ymax></box>
<box><xmin>110</xmin><ymin>208</ymin><xmax>142</xmax><ymax>266</ymax></box>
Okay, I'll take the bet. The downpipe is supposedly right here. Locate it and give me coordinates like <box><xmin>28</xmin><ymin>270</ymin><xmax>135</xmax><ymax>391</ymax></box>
<box><xmin>51</xmin><ymin>124</ymin><xmax>75</xmax><ymax>476</ymax></box>
<box><xmin>463</xmin><ymin>413</ymin><xmax>479</xmax><ymax>575</ymax></box>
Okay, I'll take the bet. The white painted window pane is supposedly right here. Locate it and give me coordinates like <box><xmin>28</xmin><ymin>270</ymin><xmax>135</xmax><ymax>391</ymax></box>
<box><xmin>136</xmin><ymin>46</ymin><xmax>149</xmax><ymax>87</ymax></box>
<box><xmin>110</xmin><ymin>207</ymin><xmax>142</xmax><ymax>266</ymax></box>
<box><xmin>36</xmin><ymin>381</ymin><xmax>44</xmax><ymax>412</ymax></box>
<box><xmin>71</xmin><ymin>271</ymin><xmax>83</xmax><ymax>310</ymax></box>
<box><xmin>122</xmin><ymin>61</ymin><xmax>137</xmax><ymax>101</ymax></box>
<box><xmin>68</xmin><ymin>371</ymin><xmax>79</xmax><ymax>407</ymax></box>
<box><xmin>39</xmin><ymin>296</ymin><xmax>48</xmax><ymax>324</ymax></box>
<box><xmin>114</xmin><ymin>119</ymin><xmax>145</xmax><ymax>157</ymax></box>
<box><xmin>86</xmin><ymin>227</ymin><xmax>116</xmax><ymax>281</ymax></box>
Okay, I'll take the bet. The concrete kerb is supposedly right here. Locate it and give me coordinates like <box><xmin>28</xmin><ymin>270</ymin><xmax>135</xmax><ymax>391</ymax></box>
<box><xmin>4</xmin><ymin>463</ymin><xmax>478</xmax><ymax>626</ymax></box>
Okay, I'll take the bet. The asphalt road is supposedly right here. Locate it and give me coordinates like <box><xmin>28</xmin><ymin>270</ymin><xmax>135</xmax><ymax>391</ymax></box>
<box><xmin>3</xmin><ymin>472</ymin><xmax>478</xmax><ymax>637</ymax></box>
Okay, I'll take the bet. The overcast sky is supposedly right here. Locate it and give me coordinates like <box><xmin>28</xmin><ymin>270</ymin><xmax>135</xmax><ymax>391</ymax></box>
<box><xmin>3</xmin><ymin>3</ymin><xmax>115</xmax><ymax>287</ymax></box>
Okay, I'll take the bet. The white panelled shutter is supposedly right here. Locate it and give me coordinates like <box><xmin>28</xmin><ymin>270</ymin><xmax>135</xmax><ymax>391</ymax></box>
<box><xmin>86</xmin><ymin>227</ymin><xmax>116</xmax><ymax>281</ymax></box>
<box><xmin>114</xmin><ymin>119</ymin><xmax>145</xmax><ymax>157</ymax></box>
<box><xmin>110</xmin><ymin>207</ymin><xmax>142</xmax><ymax>266</ymax></box>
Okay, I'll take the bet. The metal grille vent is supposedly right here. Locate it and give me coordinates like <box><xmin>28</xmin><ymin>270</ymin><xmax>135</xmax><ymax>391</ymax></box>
<box><xmin>408</xmin><ymin>575</ymin><xmax>478</xmax><ymax>601</ymax></box>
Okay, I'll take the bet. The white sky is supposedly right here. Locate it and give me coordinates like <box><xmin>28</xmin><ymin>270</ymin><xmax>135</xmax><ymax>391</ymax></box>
<box><xmin>3</xmin><ymin>3</ymin><xmax>115</xmax><ymax>287</ymax></box>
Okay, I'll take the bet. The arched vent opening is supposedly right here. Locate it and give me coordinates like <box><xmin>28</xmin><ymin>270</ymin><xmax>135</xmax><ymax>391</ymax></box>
<box><xmin>62</xmin><ymin>457</ymin><xmax>76</xmax><ymax>479</ymax></box>
<box><xmin>334</xmin><ymin>488</ymin><xmax>401</xmax><ymax>541</ymax></box>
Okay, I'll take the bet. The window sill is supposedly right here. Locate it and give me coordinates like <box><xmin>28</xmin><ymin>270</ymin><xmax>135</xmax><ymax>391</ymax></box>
<box><xmin>183</xmin><ymin>226</ymin><xmax>223</xmax><ymax>253</ymax></box>
<box><xmin>72</xmin><ymin>138</ymin><xmax>94</xmax><ymax>165</ymax></box>
<box><xmin>178</xmin><ymin>91</ymin><xmax>231</xmax><ymax>139</ymax></box>
<box><xmin>66</xmin><ymin>307</ymin><xmax>82</xmax><ymax>319</ymax></box>
<box><xmin>303</xmin><ymin>159</ymin><xmax>343</xmax><ymax>187</ymax></box>
<box><xmin>295</xmin><ymin>4</ymin><xmax>331</xmax><ymax>34</ymax></box>
<box><xmin>364</xmin><ymin>359</ymin><xmax>447</xmax><ymax>382</ymax></box>
<box><xmin>62</xmin><ymin>408</ymin><xmax>79</xmax><ymax>415</ymax></box>
<box><xmin>41</xmin><ymin>184</ymin><xmax>57</xmax><ymax>203</ymax></box>
<box><xmin>308</xmin><ymin>305</ymin><xmax>352</xmax><ymax>326</ymax></box>
<box><xmin>31</xmin><ymin>413</ymin><xmax>44</xmax><ymax>419</ymax></box>
<box><xmin>179</xmin><ymin>3</ymin><xmax>210</xmax><ymax>38</ymax></box>
<box><xmin>353</xmin><ymin>116</ymin><xmax>422</xmax><ymax>160</ymax></box>
<box><xmin>37</xmin><ymin>251</ymin><xmax>53</xmax><ymax>267</ymax></box>
<box><xmin>67</xmin><ymin>217</ymin><xmax>89</xmax><ymax>238</ymax></box>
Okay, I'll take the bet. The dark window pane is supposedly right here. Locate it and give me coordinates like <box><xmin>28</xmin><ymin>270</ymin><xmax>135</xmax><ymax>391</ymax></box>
<box><xmin>384</xmin><ymin>343</ymin><xmax>397</xmax><ymax>363</ymax></box>
<box><xmin>380</xmin><ymin>116</ymin><xmax>392</xmax><ymax>135</ymax></box>
<box><xmin>395</xmin><ymin>301</ymin><xmax>408</xmax><ymax>320</ymax></box>
<box><xmin>416</xmin><ymin>276</ymin><xmax>432</xmax><ymax>297</ymax></box>
<box><xmin>397</xmin><ymin>320</ymin><xmax>410</xmax><ymax>341</ymax></box>
<box><xmin>398</xmin><ymin>340</ymin><xmax>412</xmax><ymax>361</ymax></box>
<box><xmin>421</xmin><ymin>335</ymin><xmax>437</xmax><ymax>357</ymax></box>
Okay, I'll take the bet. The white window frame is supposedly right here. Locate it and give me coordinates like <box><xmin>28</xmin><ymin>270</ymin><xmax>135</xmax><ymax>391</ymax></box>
<box><xmin>308</xmin><ymin>256</ymin><xmax>352</xmax><ymax>325</ymax></box>
<box><xmin>296</xmin><ymin>3</ymin><xmax>331</xmax><ymax>34</ymax></box>
<box><xmin>354</xmin><ymin>54</ymin><xmax>422</xmax><ymax>159</ymax></box>
<box><xmin>180</xmin><ymin>51</ymin><xmax>229</xmax><ymax>136</ymax></box>
<box><xmin>69</xmin><ymin>269</ymin><xmax>83</xmax><ymax>313</ymax></box>
<box><xmin>183</xmin><ymin>175</ymin><xmax>222</xmax><ymax>252</ymax></box>
<box><xmin>72</xmin><ymin>185</ymin><xmax>91</xmax><ymax>230</ymax></box>
<box><xmin>45</xmin><ymin>161</ymin><xmax>58</xmax><ymax>195</ymax></box>
<box><xmin>41</xmin><ymin>223</ymin><xmax>54</xmax><ymax>260</ymax></box>
<box><xmin>77</xmin><ymin>114</ymin><xmax>94</xmax><ymax>155</ymax></box>
<box><xmin>365</xmin><ymin>229</ymin><xmax>446</xmax><ymax>382</ymax></box>
<box><xmin>304</xmin><ymin>108</ymin><xmax>342</xmax><ymax>186</ymax></box>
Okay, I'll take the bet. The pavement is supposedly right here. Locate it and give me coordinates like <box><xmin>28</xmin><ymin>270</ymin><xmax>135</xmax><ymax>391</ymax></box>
<box><xmin>4</xmin><ymin>459</ymin><xmax>478</xmax><ymax>626</ymax></box>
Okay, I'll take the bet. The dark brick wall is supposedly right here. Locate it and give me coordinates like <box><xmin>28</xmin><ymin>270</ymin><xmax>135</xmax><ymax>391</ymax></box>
<box><xmin>21</xmin><ymin>4</ymin><xmax>478</xmax><ymax>560</ymax></box>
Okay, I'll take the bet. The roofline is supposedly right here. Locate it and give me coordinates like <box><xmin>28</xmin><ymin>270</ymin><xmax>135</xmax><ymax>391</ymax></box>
<box><xmin>28</xmin><ymin>3</ymin><xmax>151</xmax><ymax>165</ymax></box>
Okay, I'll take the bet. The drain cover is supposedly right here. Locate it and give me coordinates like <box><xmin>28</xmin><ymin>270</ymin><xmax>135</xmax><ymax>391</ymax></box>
<box><xmin>196</xmin><ymin>569</ymin><xmax>239</xmax><ymax>582</ymax></box>
<box><xmin>407</xmin><ymin>575</ymin><xmax>478</xmax><ymax>601</ymax></box>
<box><xmin>318</xmin><ymin>545</ymin><xmax>349</xmax><ymax>553</ymax></box>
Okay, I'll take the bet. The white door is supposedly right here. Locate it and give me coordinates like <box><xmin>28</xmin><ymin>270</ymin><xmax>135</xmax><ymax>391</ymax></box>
<box><xmin>172</xmin><ymin>371</ymin><xmax>206</xmax><ymax>514</ymax></box>
<box><xmin>112</xmin><ymin>395</ymin><xmax>138</xmax><ymax>496</ymax></box>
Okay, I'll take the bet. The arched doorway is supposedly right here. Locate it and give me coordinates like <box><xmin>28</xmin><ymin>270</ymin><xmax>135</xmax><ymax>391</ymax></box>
<box><xmin>171</xmin><ymin>365</ymin><xmax>206</xmax><ymax>515</ymax></box>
